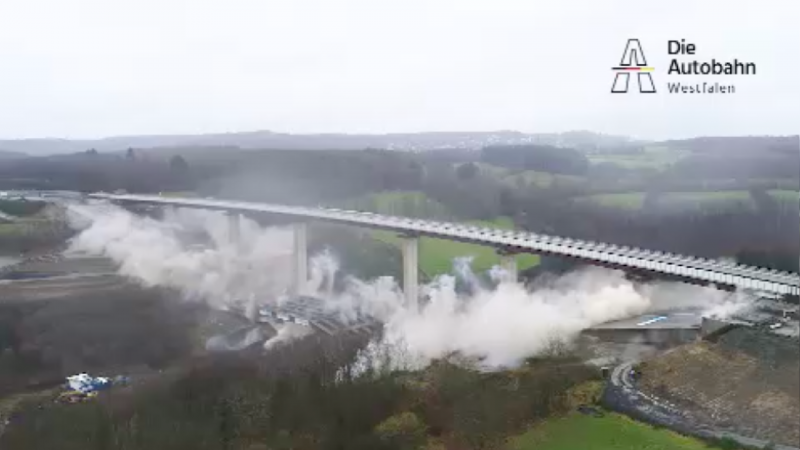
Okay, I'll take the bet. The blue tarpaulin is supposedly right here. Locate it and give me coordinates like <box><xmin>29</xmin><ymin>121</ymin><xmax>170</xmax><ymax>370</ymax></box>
<box><xmin>66</xmin><ymin>373</ymin><xmax>112</xmax><ymax>394</ymax></box>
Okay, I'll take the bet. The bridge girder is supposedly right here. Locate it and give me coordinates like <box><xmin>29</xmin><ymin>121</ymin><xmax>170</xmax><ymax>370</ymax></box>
<box><xmin>88</xmin><ymin>193</ymin><xmax>800</xmax><ymax>297</ymax></box>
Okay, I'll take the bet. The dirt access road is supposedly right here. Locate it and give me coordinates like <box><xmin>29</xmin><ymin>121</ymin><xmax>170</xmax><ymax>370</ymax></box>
<box><xmin>604</xmin><ymin>359</ymin><xmax>799</xmax><ymax>450</ymax></box>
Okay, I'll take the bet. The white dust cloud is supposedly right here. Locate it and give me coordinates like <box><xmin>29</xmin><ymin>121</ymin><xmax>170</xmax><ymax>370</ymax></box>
<box><xmin>67</xmin><ymin>202</ymin><xmax>755</xmax><ymax>369</ymax></box>
<box><xmin>68</xmin><ymin>202</ymin><xmax>294</xmax><ymax>311</ymax></box>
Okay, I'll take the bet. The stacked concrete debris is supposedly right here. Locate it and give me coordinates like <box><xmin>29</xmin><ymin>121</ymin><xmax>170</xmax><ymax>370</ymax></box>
<box><xmin>258</xmin><ymin>296</ymin><xmax>380</xmax><ymax>337</ymax></box>
<box><xmin>207</xmin><ymin>296</ymin><xmax>381</xmax><ymax>353</ymax></box>
<box><xmin>729</xmin><ymin>299</ymin><xmax>800</xmax><ymax>339</ymax></box>
<box><xmin>0</xmin><ymin>251</ymin><xmax>66</xmax><ymax>276</ymax></box>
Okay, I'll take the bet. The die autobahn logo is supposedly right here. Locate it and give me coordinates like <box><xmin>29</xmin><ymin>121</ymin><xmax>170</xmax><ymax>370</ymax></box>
<box><xmin>611</xmin><ymin>38</ymin><xmax>757</xmax><ymax>94</ymax></box>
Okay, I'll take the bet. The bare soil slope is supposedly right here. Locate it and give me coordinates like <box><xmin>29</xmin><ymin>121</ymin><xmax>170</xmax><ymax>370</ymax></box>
<box><xmin>638</xmin><ymin>327</ymin><xmax>800</xmax><ymax>447</ymax></box>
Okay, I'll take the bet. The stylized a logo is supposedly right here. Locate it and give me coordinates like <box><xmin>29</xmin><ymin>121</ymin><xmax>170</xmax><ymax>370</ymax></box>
<box><xmin>611</xmin><ymin>39</ymin><xmax>656</xmax><ymax>93</ymax></box>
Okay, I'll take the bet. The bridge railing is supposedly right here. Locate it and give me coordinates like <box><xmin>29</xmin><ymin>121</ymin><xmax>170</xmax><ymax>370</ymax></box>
<box><xmin>86</xmin><ymin>192</ymin><xmax>799</xmax><ymax>293</ymax></box>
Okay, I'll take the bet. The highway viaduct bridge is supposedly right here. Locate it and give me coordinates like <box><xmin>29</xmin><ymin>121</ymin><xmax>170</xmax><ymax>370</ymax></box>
<box><xmin>87</xmin><ymin>193</ymin><xmax>800</xmax><ymax>308</ymax></box>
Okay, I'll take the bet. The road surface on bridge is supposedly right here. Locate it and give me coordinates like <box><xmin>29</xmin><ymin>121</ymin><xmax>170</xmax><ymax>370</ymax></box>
<box><xmin>87</xmin><ymin>193</ymin><xmax>800</xmax><ymax>296</ymax></box>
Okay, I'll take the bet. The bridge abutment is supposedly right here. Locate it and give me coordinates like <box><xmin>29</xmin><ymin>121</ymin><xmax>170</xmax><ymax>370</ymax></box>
<box><xmin>293</xmin><ymin>222</ymin><xmax>308</xmax><ymax>296</ymax></box>
<box><xmin>401</xmin><ymin>235</ymin><xmax>419</xmax><ymax>312</ymax></box>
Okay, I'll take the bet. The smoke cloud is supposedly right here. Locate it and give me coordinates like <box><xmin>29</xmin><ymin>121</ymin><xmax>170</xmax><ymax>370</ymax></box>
<box><xmin>68</xmin><ymin>202</ymin><xmax>294</xmax><ymax>311</ymax></box>
<box><xmin>66</xmin><ymin>202</ymin><xmax>755</xmax><ymax>369</ymax></box>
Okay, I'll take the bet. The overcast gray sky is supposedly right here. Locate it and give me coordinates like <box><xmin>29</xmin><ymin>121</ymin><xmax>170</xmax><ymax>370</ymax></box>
<box><xmin>0</xmin><ymin>0</ymin><xmax>797</xmax><ymax>140</ymax></box>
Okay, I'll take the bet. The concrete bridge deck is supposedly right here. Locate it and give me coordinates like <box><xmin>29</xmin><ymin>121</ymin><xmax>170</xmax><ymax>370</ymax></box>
<box><xmin>86</xmin><ymin>193</ymin><xmax>800</xmax><ymax>297</ymax></box>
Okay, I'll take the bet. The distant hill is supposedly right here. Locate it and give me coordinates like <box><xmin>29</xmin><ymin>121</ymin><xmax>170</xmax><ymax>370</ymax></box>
<box><xmin>0</xmin><ymin>149</ymin><xmax>27</xmax><ymax>160</ymax></box>
<box><xmin>659</xmin><ymin>135</ymin><xmax>798</xmax><ymax>155</ymax></box>
<box><xmin>0</xmin><ymin>130</ymin><xmax>638</xmax><ymax>156</ymax></box>
<box><xmin>4</xmin><ymin>132</ymin><xmax>795</xmax><ymax>157</ymax></box>
<box><xmin>660</xmin><ymin>135</ymin><xmax>800</xmax><ymax>180</ymax></box>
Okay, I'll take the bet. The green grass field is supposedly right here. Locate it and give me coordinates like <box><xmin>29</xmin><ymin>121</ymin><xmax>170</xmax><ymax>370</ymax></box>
<box><xmin>587</xmin><ymin>146</ymin><xmax>689</xmax><ymax>170</ymax></box>
<box><xmin>473</xmin><ymin>162</ymin><xmax>510</xmax><ymax>178</ymax></box>
<box><xmin>659</xmin><ymin>191</ymin><xmax>755</xmax><ymax>211</ymax></box>
<box><xmin>510</xmin><ymin>413</ymin><xmax>717</xmax><ymax>450</ymax></box>
<box><xmin>0</xmin><ymin>224</ymin><xmax>17</xmax><ymax>235</ymax></box>
<box><xmin>575</xmin><ymin>192</ymin><xmax>646</xmax><ymax>210</ymax></box>
<box><xmin>577</xmin><ymin>190</ymin><xmax>761</xmax><ymax>212</ymax></box>
<box><xmin>337</xmin><ymin>190</ymin><xmax>453</xmax><ymax>220</ymax></box>
<box><xmin>373</xmin><ymin>216</ymin><xmax>538</xmax><ymax>277</ymax></box>
<box><xmin>337</xmin><ymin>191</ymin><xmax>539</xmax><ymax>277</ymax></box>
<box><xmin>473</xmin><ymin>163</ymin><xmax>587</xmax><ymax>189</ymax></box>
<box><xmin>0</xmin><ymin>199</ymin><xmax>46</xmax><ymax>217</ymax></box>
<box><xmin>0</xmin><ymin>222</ymin><xmax>27</xmax><ymax>235</ymax></box>
<box><xmin>588</xmin><ymin>154</ymin><xmax>667</xmax><ymax>169</ymax></box>
<box><xmin>512</xmin><ymin>171</ymin><xmax>586</xmax><ymax>189</ymax></box>
<box><xmin>768</xmin><ymin>189</ymin><xmax>798</xmax><ymax>203</ymax></box>
<box><xmin>158</xmin><ymin>191</ymin><xmax>198</xmax><ymax>198</ymax></box>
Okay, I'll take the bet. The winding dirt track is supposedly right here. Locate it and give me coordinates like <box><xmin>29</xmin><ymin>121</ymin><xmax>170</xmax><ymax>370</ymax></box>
<box><xmin>607</xmin><ymin>359</ymin><xmax>800</xmax><ymax>450</ymax></box>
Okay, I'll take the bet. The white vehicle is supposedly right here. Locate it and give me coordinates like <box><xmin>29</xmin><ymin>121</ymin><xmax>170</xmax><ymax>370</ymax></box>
<box><xmin>769</xmin><ymin>322</ymin><xmax>784</xmax><ymax>330</ymax></box>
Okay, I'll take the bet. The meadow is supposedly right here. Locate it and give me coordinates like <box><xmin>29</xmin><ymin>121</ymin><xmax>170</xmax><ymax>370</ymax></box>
<box><xmin>338</xmin><ymin>191</ymin><xmax>539</xmax><ymax>277</ymax></box>
<box><xmin>511</xmin><ymin>412</ymin><xmax>732</xmax><ymax>450</ymax></box>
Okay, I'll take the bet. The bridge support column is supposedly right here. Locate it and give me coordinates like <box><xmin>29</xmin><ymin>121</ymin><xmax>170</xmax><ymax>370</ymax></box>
<box><xmin>401</xmin><ymin>235</ymin><xmax>419</xmax><ymax>312</ymax></box>
<box><xmin>227</xmin><ymin>212</ymin><xmax>241</xmax><ymax>244</ymax></box>
<box><xmin>500</xmin><ymin>254</ymin><xmax>518</xmax><ymax>284</ymax></box>
<box><xmin>292</xmin><ymin>222</ymin><xmax>308</xmax><ymax>296</ymax></box>
<box><xmin>161</xmin><ymin>205</ymin><xmax>176</xmax><ymax>221</ymax></box>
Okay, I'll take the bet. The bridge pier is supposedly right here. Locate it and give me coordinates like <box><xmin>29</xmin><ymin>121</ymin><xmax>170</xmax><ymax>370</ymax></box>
<box><xmin>292</xmin><ymin>222</ymin><xmax>308</xmax><ymax>296</ymax></box>
<box><xmin>499</xmin><ymin>253</ymin><xmax>518</xmax><ymax>284</ymax></box>
<box><xmin>161</xmin><ymin>205</ymin><xmax>176</xmax><ymax>221</ymax></box>
<box><xmin>227</xmin><ymin>212</ymin><xmax>241</xmax><ymax>244</ymax></box>
<box><xmin>401</xmin><ymin>235</ymin><xmax>419</xmax><ymax>312</ymax></box>
<box><xmin>496</xmin><ymin>247</ymin><xmax>520</xmax><ymax>284</ymax></box>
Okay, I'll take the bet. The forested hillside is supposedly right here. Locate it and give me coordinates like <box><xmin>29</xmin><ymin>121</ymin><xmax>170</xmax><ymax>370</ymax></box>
<box><xmin>0</xmin><ymin>136</ymin><xmax>796</xmax><ymax>272</ymax></box>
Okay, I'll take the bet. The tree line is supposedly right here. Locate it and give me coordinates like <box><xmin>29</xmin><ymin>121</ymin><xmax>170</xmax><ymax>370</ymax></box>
<box><xmin>1</xmin><ymin>330</ymin><xmax>597</xmax><ymax>450</ymax></box>
<box><xmin>0</xmin><ymin>144</ymin><xmax>795</xmax><ymax>271</ymax></box>
<box><xmin>0</xmin><ymin>150</ymin><xmax>194</xmax><ymax>193</ymax></box>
